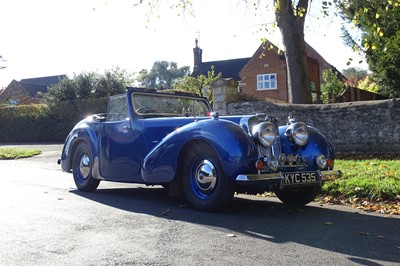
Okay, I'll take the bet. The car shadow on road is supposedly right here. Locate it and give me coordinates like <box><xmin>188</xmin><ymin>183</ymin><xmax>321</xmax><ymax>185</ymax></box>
<box><xmin>71</xmin><ymin>186</ymin><xmax>400</xmax><ymax>264</ymax></box>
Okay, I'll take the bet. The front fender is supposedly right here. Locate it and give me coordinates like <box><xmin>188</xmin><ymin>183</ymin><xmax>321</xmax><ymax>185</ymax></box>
<box><xmin>142</xmin><ymin>118</ymin><xmax>258</xmax><ymax>183</ymax></box>
<box><xmin>279</xmin><ymin>125</ymin><xmax>335</xmax><ymax>171</ymax></box>
<box><xmin>60</xmin><ymin>122</ymin><xmax>100</xmax><ymax>173</ymax></box>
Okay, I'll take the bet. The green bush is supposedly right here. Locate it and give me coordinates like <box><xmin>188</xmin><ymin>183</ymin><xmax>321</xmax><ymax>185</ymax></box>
<box><xmin>0</xmin><ymin>98</ymin><xmax>108</xmax><ymax>143</ymax></box>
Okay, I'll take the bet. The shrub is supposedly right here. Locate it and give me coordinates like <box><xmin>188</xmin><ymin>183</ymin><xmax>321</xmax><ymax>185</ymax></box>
<box><xmin>0</xmin><ymin>98</ymin><xmax>108</xmax><ymax>143</ymax></box>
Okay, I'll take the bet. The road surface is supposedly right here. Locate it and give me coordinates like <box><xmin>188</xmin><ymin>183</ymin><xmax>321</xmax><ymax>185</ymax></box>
<box><xmin>0</xmin><ymin>144</ymin><xmax>399</xmax><ymax>265</ymax></box>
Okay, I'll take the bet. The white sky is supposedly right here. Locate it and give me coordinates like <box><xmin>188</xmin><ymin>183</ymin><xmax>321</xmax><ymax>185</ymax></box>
<box><xmin>0</xmin><ymin>0</ymin><xmax>366</xmax><ymax>88</ymax></box>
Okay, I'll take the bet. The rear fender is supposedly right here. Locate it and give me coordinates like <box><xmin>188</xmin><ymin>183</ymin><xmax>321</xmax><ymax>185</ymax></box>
<box><xmin>142</xmin><ymin>119</ymin><xmax>258</xmax><ymax>184</ymax></box>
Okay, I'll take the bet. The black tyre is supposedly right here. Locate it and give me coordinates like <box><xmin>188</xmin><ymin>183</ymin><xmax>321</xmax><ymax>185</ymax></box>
<box><xmin>182</xmin><ymin>143</ymin><xmax>234</xmax><ymax>212</ymax></box>
<box><xmin>72</xmin><ymin>143</ymin><xmax>100</xmax><ymax>192</ymax></box>
<box><xmin>275</xmin><ymin>186</ymin><xmax>321</xmax><ymax>206</ymax></box>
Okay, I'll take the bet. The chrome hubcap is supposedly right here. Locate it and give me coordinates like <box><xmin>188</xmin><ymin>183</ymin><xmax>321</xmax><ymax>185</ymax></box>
<box><xmin>79</xmin><ymin>155</ymin><xmax>90</xmax><ymax>179</ymax></box>
<box><xmin>195</xmin><ymin>159</ymin><xmax>217</xmax><ymax>193</ymax></box>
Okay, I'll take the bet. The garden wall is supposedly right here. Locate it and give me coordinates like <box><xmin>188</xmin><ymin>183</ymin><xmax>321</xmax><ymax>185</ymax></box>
<box><xmin>213</xmin><ymin>78</ymin><xmax>400</xmax><ymax>154</ymax></box>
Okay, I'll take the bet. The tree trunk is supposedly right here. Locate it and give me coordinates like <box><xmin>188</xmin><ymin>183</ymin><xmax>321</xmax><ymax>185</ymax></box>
<box><xmin>275</xmin><ymin>0</ymin><xmax>312</xmax><ymax>104</ymax></box>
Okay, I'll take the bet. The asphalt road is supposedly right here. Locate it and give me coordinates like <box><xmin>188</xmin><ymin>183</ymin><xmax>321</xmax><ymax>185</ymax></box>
<box><xmin>0</xmin><ymin>144</ymin><xmax>399</xmax><ymax>266</ymax></box>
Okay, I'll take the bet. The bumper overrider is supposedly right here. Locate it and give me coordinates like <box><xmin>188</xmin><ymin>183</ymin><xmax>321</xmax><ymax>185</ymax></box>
<box><xmin>236</xmin><ymin>170</ymin><xmax>342</xmax><ymax>190</ymax></box>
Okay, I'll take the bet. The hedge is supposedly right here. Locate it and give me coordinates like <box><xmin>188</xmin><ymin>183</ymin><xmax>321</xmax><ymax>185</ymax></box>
<box><xmin>0</xmin><ymin>98</ymin><xmax>108</xmax><ymax>143</ymax></box>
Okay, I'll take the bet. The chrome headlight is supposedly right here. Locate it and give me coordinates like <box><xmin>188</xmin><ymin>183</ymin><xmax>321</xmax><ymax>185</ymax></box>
<box><xmin>285</xmin><ymin>122</ymin><xmax>309</xmax><ymax>146</ymax></box>
<box><xmin>252</xmin><ymin>122</ymin><xmax>278</xmax><ymax>147</ymax></box>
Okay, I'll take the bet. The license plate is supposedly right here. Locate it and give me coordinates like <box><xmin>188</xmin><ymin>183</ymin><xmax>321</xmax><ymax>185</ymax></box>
<box><xmin>283</xmin><ymin>172</ymin><xmax>318</xmax><ymax>186</ymax></box>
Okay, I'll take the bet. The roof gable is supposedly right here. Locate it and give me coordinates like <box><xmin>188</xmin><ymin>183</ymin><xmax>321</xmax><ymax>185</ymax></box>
<box><xmin>240</xmin><ymin>40</ymin><xmax>286</xmax><ymax>76</ymax></box>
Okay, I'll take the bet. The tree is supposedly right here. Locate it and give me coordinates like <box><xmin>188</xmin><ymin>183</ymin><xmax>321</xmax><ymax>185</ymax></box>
<box><xmin>173</xmin><ymin>66</ymin><xmax>221</xmax><ymax>102</ymax></box>
<box><xmin>338</xmin><ymin>0</ymin><xmax>400</xmax><ymax>98</ymax></box>
<box><xmin>274</xmin><ymin>0</ymin><xmax>312</xmax><ymax>104</ymax></box>
<box><xmin>342</xmin><ymin>67</ymin><xmax>368</xmax><ymax>87</ymax></box>
<box><xmin>136</xmin><ymin>61</ymin><xmax>190</xmax><ymax>90</ymax></box>
<box><xmin>358</xmin><ymin>75</ymin><xmax>380</xmax><ymax>94</ymax></box>
<box><xmin>138</xmin><ymin>0</ymin><xmax>317</xmax><ymax>104</ymax></box>
<box><xmin>45</xmin><ymin>68</ymin><xmax>134</xmax><ymax>103</ymax></box>
<box><xmin>320</xmin><ymin>69</ymin><xmax>345</xmax><ymax>103</ymax></box>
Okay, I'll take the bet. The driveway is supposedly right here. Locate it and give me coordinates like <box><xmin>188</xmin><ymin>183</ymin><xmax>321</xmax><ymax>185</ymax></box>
<box><xmin>0</xmin><ymin>144</ymin><xmax>399</xmax><ymax>265</ymax></box>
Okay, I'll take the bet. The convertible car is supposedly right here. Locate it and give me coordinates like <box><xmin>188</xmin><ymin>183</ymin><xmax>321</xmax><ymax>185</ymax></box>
<box><xmin>59</xmin><ymin>88</ymin><xmax>341</xmax><ymax>211</ymax></box>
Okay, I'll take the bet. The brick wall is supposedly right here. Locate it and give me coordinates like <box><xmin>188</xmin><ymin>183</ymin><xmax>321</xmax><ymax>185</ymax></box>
<box><xmin>239</xmin><ymin>43</ymin><xmax>288</xmax><ymax>102</ymax></box>
<box><xmin>239</xmin><ymin>42</ymin><xmax>332</xmax><ymax>103</ymax></box>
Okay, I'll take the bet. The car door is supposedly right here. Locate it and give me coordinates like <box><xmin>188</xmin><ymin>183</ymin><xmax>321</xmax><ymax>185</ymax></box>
<box><xmin>99</xmin><ymin>95</ymin><xmax>142</xmax><ymax>181</ymax></box>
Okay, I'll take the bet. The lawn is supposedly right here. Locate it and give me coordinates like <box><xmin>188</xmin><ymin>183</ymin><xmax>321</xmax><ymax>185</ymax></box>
<box><xmin>320</xmin><ymin>159</ymin><xmax>400</xmax><ymax>215</ymax></box>
<box><xmin>0</xmin><ymin>147</ymin><xmax>41</xmax><ymax>159</ymax></box>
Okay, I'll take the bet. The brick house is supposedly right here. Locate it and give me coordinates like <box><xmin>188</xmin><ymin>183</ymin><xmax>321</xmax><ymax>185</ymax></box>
<box><xmin>0</xmin><ymin>75</ymin><xmax>67</xmax><ymax>105</ymax></box>
<box><xmin>192</xmin><ymin>39</ymin><xmax>343</xmax><ymax>103</ymax></box>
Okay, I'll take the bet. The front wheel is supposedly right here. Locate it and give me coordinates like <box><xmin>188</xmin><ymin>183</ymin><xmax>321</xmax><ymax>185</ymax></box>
<box><xmin>72</xmin><ymin>143</ymin><xmax>100</xmax><ymax>192</ymax></box>
<box><xmin>182</xmin><ymin>144</ymin><xmax>234</xmax><ymax>212</ymax></box>
<box><xmin>275</xmin><ymin>186</ymin><xmax>321</xmax><ymax>206</ymax></box>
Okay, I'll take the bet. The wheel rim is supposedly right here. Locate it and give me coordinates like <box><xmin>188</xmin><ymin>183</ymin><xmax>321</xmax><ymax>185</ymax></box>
<box><xmin>191</xmin><ymin>159</ymin><xmax>217</xmax><ymax>199</ymax></box>
<box><xmin>78</xmin><ymin>154</ymin><xmax>91</xmax><ymax>180</ymax></box>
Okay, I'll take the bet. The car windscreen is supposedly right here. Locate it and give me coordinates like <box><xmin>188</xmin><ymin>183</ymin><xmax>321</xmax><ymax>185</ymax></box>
<box><xmin>131</xmin><ymin>93</ymin><xmax>212</xmax><ymax>117</ymax></box>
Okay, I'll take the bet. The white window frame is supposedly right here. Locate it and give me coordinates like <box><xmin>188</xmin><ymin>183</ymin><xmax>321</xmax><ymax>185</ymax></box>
<box><xmin>257</xmin><ymin>73</ymin><xmax>277</xmax><ymax>91</ymax></box>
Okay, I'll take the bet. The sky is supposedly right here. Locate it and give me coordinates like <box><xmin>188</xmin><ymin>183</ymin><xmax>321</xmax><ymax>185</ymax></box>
<box><xmin>0</xmin><ymin>0</ymin><xmax>367</xmax><ymax>88</ymax></box>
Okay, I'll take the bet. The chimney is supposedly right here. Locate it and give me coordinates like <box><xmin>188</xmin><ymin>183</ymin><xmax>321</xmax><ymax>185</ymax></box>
<box><xmin>193</xmin><ymin>38</ymin><xmax>202</xmax><ymax>69</ymax></box>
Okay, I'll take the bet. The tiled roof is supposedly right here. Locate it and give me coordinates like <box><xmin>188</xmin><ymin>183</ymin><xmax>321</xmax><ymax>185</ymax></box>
<box><xmin>19</xmin><ymin>75</ymin><xmax>67</xmax><ymax>97</ymax></box>
<box><xmin>192</xmin><ymin>58</ymin><xmax>250</xmax><ymax>81</ymax></box>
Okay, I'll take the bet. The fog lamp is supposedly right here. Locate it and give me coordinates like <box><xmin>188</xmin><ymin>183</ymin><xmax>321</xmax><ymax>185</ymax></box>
<box><xmin>267</xmin><ymin>155</ymin><xmax>279</xmax><ymax>171</ymax></box>
<box><xmin>316</xmin><ymin>154</ymin><xmax>327</xmax><ymax>169</ymax></box>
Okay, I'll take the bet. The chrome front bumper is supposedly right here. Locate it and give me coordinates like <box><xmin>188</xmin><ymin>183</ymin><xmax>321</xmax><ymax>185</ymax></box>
<box><xmin>236</xmin><ymin>170</ymin><xmax>342</xmax><ymax>189</ymax></box>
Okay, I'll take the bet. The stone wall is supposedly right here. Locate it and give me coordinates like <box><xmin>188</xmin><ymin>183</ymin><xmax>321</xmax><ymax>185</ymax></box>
<box><xmin>213</xmin><ymin>78</ymin><xmax>400</xmax><ymax>154</ymax></box>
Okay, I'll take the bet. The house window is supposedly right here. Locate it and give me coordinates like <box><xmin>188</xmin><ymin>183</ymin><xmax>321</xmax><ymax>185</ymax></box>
<box><xmin>257</xmin><ymin>74</ymin><xmax>277</xmax><ymax>90</ymax></box>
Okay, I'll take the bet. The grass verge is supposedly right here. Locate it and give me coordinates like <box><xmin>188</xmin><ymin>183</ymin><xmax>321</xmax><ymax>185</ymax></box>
<box><xmin>0</xmin><ymin>147</ymin><xmax>41</xmax><ymax>159</ymax></box>
<box><xmin>320</xmin><ymin>159</ymin><xmax>400</xmax><ymax>215</ymax></box>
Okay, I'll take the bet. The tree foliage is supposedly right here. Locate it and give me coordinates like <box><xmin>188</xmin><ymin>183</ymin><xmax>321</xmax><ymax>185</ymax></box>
<box><xmin>342</xmin><ymin>67</ymin><xmax>368</xmax><ymax>87</ymax></box>
<box><xmin>44</xmin><ymin>68</ymin><xmax>134</xmax><ymax>103</ymax></box>
<box><xmin>173</xmin><ymin>66</ymin><xmax>221</xmax><ymax>102</ymax></box>
<box><xmin>358</xmin><ymin>75</ymin><xmax>380</xmax><ymax>94</ymax></box>
<box><xmin>138</xmin><ymin>0</ymin><xmax>314</xmax><ymax>104</ymax></box>
<box><xmin>0</xmin><ymin>55</ymin><xmax>6</xmax><ymax>69</ymax></box>
<box><xmin>136</xmin><ymin>61</ymin><xmax>190</xmax><ymax>90</ymax></box>
<box><xmin>338</xmin><ymin>0</ymin><xmax>400</xmax><ymax>98</ymax></box>
<box><xmin>321</xmin><ymin>69</ymin><xmax>345</xmax><ymax>103</ymax></box>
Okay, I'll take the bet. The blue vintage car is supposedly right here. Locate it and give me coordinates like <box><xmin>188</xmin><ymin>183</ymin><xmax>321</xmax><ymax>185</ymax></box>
<box><xmin>59</xmin><ymin>88</ymin><xmax>341</xmax><ymax>211</ymax></box>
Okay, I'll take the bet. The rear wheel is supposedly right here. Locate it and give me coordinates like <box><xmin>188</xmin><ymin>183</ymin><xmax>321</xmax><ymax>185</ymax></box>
<box><xmin>72</xmin><ymin>143</ymin><xmax>100</xmax><ymax>192</ymax></box>
<box><xmin>182</xmin><ymin>143</ymin><xmax>234</xmax><ymax>212</ymax></box>
<box><xmin>275</xmin><ymin>186</ymin><xmax>321</xmax><ymax>206</ymax></box>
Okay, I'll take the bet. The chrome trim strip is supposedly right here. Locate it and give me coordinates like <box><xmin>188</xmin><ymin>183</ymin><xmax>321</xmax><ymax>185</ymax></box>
<box><xmin>236</xmin><ymin>173</ymin><xmax>282</xmax><ymax>182</ymax></box>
